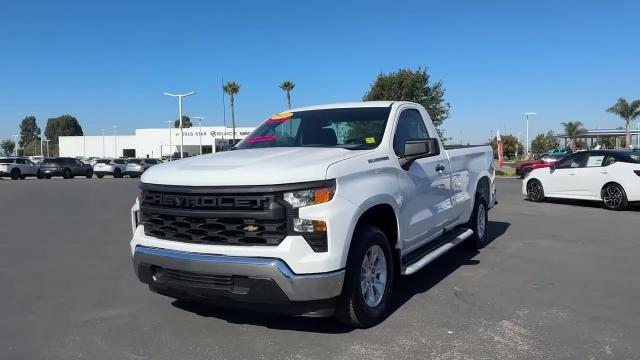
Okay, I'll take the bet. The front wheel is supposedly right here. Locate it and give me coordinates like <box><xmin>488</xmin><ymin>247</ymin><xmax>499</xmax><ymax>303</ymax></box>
<box><xmin>336</xmin><ymin>224</ymin><xmax>394</xmax><ymax>328</ymax></box>
<box><xmin>96</xmin><ymin>174</ymin><xmax>104</xmax><ymax>179</ymax></box>
<box><xmin>85</xmin><ymin>169</ymin><xmax>93</xmax><ymax>178</ymax></box>
<box><xmin>63</xmin><ymin>169</ymin><xmax>73</xmax><ymax>179</ymax></box>
<box><xmin>10</xmin><ymin>169</ymin><xmax>20</xmax><ymax>180</ymax></box>
<box><xmin>113</xmin><ymin>168</ymin><xmax>123</xmax><ymax>178</ymax></box>
<box><xmin>527</xmin><ymin>179</ymin><xmax>545</xmax><ymax>202</ymax></box>
<box><xmin>37</xmin><ymin>171</ymin><xmax>44</xmax><ymax>179</ymax></box>
<box><xmin>601</xmin><ymin>183</ymin><xmax>628</xmax><ymax>211</ymax></box>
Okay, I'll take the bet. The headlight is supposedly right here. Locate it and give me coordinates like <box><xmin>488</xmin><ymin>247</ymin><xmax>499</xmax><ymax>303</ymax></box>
<box><xmin>283</xmin><ymin>185</ymin><xmax>335</xmax><ymax>208</ymax></box>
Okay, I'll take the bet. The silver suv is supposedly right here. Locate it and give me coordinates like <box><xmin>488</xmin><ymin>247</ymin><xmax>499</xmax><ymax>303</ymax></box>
<box><xmin>93</xmin><ymin>158</ymin><xmax>127</xmax><ymax>178</ymax></box>
<box><xmin>124</xmin><ymin>158</ymin><xmax>160</xmax><ymax>178</ymax></box>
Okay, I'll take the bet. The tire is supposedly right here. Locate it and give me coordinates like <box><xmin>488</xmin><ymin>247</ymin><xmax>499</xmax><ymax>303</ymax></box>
<box><xmin>37</xmin><ymin>171</ymin><xmax>43</xmax><ymax>179</ymax></box>
<box><xmin>526</xmin><ymin>179</ymin><xmax>545</xmax><ymax>202</ymax></box>
<box><xmin>19</xmin><ymin>175</ymin><xmax>27</xmax><ymax>180</ymax></box>
<box><xmin>10</xmin><ymin>169</ymin><xmax>20</xmax><ymax>180</ymax></box>
<box><xmin>44</xmin><ymin>174</ymin><xmax>52</xmax><ymax>179</ymax></box>
<box><xmin>465</xmin><ymin>195</ymin><xmax>489</xmax><ymax>249</ymax></box>
<box><xmin>335</xmin><ymin>224</ymin><xmax>394</xmax><ymax>328</ymax></box>
<box><xmin>129</xmin><ymin>174</ymin><xmax>138</xmax><ymax>178</ymax></box>
<box><xmin>63</xmin><ymin>168</ymin><xmax>73</xmax><ymax>179</ymax></box>
<box><xmin>601</xmin><ymin>183</ymin><xmax>628</xmax><ymax>211</ymax></box>
<box><xmin>113</xmin><ymin>168</ymin><xmax>123</xmax><ymax>178</ymax></box>
<box><xmin>96</xmin><ymin>174</ymin><xmax>104</xmax><ymax>179</ymax></box>
<box><xmin>85</xmin><ymin>169</ymin><xmax>93</xmax><ymax>178</ymax></box>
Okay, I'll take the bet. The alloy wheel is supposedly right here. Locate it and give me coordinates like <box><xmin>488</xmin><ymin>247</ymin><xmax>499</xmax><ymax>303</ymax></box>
<box><xmin>360</xmin><ymin>245</ymin><xmax>387</xmax><ymax>308</ymax></box>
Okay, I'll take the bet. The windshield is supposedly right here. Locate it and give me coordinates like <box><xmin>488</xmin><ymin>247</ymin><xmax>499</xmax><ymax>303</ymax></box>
<box><xmin>42</xmin><ymin>159</ymin><xmax>58</xmax><ymax>164</ymax></box>
<box><xmin>128</xmin><ymin>159</ymin><xmax>142</xmax><ymax>164</ymax></box>
<box><xmin>96</xmin><ymin>159</ymin><xmax>112</xmax><ymax>164</ymax></box>
<box><xmin>235</xmin><ymin>107</ymin><xmax>391</xmax><ymax>150</ymax></box>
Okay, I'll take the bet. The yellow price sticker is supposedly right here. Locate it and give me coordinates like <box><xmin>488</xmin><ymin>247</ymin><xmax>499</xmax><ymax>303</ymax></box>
<box><xmin>365</xmin><ymin>137</ymin><xmax>376</xmax><ymax>144</ymax></box>
<box><xmin>270</xmin><ymin>111</ymin><xmax>293</xmax><ymax>120</ymax></box>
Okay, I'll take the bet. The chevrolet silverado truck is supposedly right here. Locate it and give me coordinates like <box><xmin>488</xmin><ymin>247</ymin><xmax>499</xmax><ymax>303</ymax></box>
<box><xmin>130</xmin><ymin>101</ymin><xmax>496</xmax><ymax>327</ymax></box>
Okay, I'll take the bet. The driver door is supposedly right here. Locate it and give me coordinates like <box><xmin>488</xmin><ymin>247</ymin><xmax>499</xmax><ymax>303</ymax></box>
<box><xmin>545</xmin><ymin>152</ymin><xmax>588</xmax><ymax>196</ymax></box>
<box><xmin>394</xmin><ymin>108</ymin><xmax>452</xmax><ymax>252</ymax></box>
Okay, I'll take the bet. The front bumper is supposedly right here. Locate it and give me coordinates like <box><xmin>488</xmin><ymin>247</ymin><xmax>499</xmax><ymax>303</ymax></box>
<box><xmin>133</xmin><ymin>246</ymin><xmax>345</xmax><ymax>303</ymax></box>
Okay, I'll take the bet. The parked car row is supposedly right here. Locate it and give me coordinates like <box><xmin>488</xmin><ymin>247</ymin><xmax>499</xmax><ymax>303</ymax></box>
<box><xmin>0</xmin><ymin>157</ymin><xmax>162</xmax><ymax>180</ymax></box>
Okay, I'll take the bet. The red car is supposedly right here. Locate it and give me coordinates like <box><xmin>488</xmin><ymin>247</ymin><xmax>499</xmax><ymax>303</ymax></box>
<box><xmin>516</xmin><ymin>154</ymin><xmax>565</xmax><ymax>178</ymax></box>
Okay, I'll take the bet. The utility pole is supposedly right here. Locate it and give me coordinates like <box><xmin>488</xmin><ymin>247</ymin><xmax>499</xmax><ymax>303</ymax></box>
<box><xmin>12</xmin><ymin>135</ymin><xmax>19</xmax><ymax>157</ymax></box>
<box><xmin>524</xmin><ymin>112</ymin><xmax>536</xmax><ymax>158</ymax></box>
<box><xmin>164</xmin><ymin>91</ymin><xmax>196</xmax><ymax>158</ymax></box>
<box><xmin>101</xmin><ymin>129</ymin><xmax>106</xmax><ymax>158</ymax></box>
<box><xmin>45</xmin><ymin>139</ymin><xmax>51</xmax><ymax>157</ymax></box>
<box><xmin>167</xmin><ymin>120</ymin><xmax>173</xmax><ymax>161</ymax></box>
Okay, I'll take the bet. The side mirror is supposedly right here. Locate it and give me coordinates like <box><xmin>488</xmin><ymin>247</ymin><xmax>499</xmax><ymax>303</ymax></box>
<box><xmin>549</xmin><ymin>164</ymin><xmax>556</xmax><ymax>171</ymax></box>
<box><xmin>399</xmin><ymin>138</ymin><xmax>440</xmax><ymax>170</ymax></box>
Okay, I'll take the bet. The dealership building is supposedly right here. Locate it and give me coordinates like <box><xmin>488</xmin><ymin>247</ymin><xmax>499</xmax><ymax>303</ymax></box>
<box><xmin>59</xmin><ymin>126</ymin><xmax>256</xmax><ymax>159</ymax></box>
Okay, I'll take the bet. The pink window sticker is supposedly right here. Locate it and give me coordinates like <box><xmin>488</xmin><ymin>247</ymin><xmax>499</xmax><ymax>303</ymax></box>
<box><xmin>265</xmin><ymin>117</ymin><xmax>291</xmax><ymax>124</ymax></box>
<box><xmin>247</xmin><ymin>135</ymin><xmax>276</xmax><ymax>143</ymax></box>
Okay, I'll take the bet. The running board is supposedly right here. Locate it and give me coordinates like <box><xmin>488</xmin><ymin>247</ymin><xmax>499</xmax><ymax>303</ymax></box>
<box><xmin>401</xmin><ymin>228</ymin><xmax>474</xmax><ymax>276</ymax></box>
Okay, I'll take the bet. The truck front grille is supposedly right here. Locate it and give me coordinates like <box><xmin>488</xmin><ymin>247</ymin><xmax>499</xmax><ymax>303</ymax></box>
<box><xmin>141</xmin><ymin>212</ymin><xmax>287</xmax><ymax>245</ymax></box>
<box><xmin>156</xmin><ymin>268</ymin><xmax>233</xmax><ymax>290</ymax></box>
<box><xmin>139</xmin><ymin>184</ymin><xmax>289</xmax><ymax>246</ymax></box>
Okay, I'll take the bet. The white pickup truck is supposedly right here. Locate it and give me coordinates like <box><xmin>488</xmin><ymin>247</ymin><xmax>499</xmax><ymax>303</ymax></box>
<box><xmin>130</xmin><ymin>101</ymin><xmax>496</xmax><ymax>327</ymax></box>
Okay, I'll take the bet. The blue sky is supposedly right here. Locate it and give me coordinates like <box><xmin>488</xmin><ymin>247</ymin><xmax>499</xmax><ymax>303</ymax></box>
<box><xmin>1</xmin><ymin>0</ymin><xmax>638</xmax><ymax>144</ymax></box>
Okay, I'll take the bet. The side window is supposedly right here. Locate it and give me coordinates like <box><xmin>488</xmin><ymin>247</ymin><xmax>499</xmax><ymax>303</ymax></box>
<box><xmin>586</xmin><ymin>154</ymin><xmax>606</xmax><ymax>167</ymax></box>
<box><xmin>556</xmin><ymin>152</ymin><xmax>588</xmax><ymax>169</ymax></box>
<box><xmin>16</xmin><ymin>159</ymin><xmax>25</xmax><ymax>164</ymax></box>
<box><xmin>393</xmin><ymin>109</ymin><xmax>429</xmax><ymax>157</ymax></box>
<box><xmin>601</xmin><ymin>155</ymin><xmax>617</xmax><ymax>167</ymax></box>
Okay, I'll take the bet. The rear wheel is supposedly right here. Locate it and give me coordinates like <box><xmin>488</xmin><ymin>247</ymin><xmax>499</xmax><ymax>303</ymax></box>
<box><xmin>526</xmin><ymin>179</ymin><xmax>545</xmax><ymax>202</ymax></box>
<box><xmin>37</xmin><ymin>171</ymin><xmax>44</xmax><ymax>179</ymax></box>
<box><xmin>10</xmin><ymin>169</ymin><xmax>20</xmax><ymax>180</ymax></box>
<box><xmin>96</xmin><ymin>174</ymin><xmax>104</xmax><ymax>179</ymax></box>
<box><xmin>63</xmin><ymin>168</ymin><xmax>73</xmax><ymax>179</ymax></box>
<box><xmin>113</xmin><ymin>168</ymin><xmax>123</xmax><ymax>178</ymax></box>
<box><xmin>466</xmin><ymin>195</ymin><xmax>488</xmax><ymax>249</ymax></box>
<box><xmin>601</xmin><ymin>183</ymin><xmax>628</xmax><ymax>211</ymax></box>
<box><xmin>85</xmin><ymin>169</ymin><xmax>93</xmax><ymax>178</ymax></box>
<box><xmin>44</xmin><ymin>174</ymin><xmax>52</xmax><ymax>179</ymax></box>
<box><xmin>336</xmin><ymin>224</ymin><xmax>394</xmax><ymax>328</ymax></box>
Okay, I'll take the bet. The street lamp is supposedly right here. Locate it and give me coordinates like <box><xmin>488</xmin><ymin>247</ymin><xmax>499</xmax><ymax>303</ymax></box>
<box><xmin>12</xmin><ymin>135</ymin><xmax>19</xmax><ymax>157</ymax></box>
<box><xmin>113</xmin><ymin>125</ymin><xmax>118</xmax><ymax>158</ymax></box>
<box><xmin>164</xmin><ymin>91</ymin><xmax>196</xmax><ymax>158</ymax></box>
<box><xmin>524</xmin><ymin>112</ymin><xmax>536</xmax><ymax>157</ymax></box>
<box><xmin>101</xmin><ymin>129</ymin><xmax>106</xmax><ymax>158</ymax></box>
<box><xmin>45</xmin><ymin>139</ymin><xmax>51</xmax><ymax>157</ymax></box>
<box><xmin>166</xmin><ymin>120</ymin><xmax>173</xmax><ymax>161</ymax></box>
<box><xmin>192</xmin><ymin>116</ymin><xmax>204</xmax><ymax>155</ymax></box>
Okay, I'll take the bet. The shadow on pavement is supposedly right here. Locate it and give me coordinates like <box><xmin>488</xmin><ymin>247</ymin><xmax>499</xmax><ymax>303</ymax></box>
<box><xmin>172</xmin><ymin>220</ymin><xmax>511</xmax><ymax>332</ymax></box>
<box><xmin>526</xmin><ymin>198</ymin><xmax>640</xmax><ymax>212</ymax></box>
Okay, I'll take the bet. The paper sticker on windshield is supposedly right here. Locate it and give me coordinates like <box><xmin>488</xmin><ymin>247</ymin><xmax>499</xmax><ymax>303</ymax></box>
<box><xmin>266</xmin><ymin>111</ymin><xmax>293</xmax><ymax>124</ymax></box>
<box><xmin>247</xmin><ymin>135</ymin><xmax>276</xmax><ymax>143</ymax></box>
<box><xmin>365</xmin><ymin>137</ymin><xmax>376</xmax><ymax>144</ymax></box>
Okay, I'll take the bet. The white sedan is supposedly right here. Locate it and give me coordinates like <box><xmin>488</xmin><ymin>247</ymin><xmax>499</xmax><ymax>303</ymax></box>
<box><xmin>523</xmin><ymin>150</ymin><xmax>640</xmax><ymax>210</ymax></box>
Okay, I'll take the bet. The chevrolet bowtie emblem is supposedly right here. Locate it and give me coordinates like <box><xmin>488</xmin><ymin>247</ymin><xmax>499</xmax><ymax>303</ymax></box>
<box><xmin>243</xmin><ymin>225</ymin><xmax>260</xmax><ymax>232</ymax></box>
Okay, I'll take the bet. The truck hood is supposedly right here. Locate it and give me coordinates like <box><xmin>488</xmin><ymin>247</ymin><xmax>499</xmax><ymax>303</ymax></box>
<box><xmin>141</xmin><ymin>147</ymin><xmax>369</xmax><ymax>186</ymax></box>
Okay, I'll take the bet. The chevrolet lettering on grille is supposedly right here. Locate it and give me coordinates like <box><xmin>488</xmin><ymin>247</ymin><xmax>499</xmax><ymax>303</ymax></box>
<box><xmin>148</xmin><ymin>194</ymin><xmax>270</xmax><ymax>210</ymax></box>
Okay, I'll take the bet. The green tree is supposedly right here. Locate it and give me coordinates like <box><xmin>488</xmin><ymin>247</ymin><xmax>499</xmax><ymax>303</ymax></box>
<box><xmin>19</xmin><ymin>116</ymin><xmax>41</xmax><ymax>148</ymax></box>
<box><xmin>279</xmin><ymin>81</ymin><xmax>295</xmax><ymax>109</ymax></box>
<box><xmin>363</xmin><ymin>67</ymin><xmax>450</xmax><ymax>135</ymax></box>
<box><xmin>606</xmin><ymin>97</ymin><xmax>640</xmax><ymax>148</ymax></box>
<box><xmin>173</xmin><ymin>115</ymin><xmax>192</xmax><ymax>128</ymax></box>
<box><xmin>530</xmin><ymin>131</ymin><xmax>560</xmax><ymax>155</ymax></box>
<box><xmin>44</xmin><ymin>115</ymin><xmax>83</xmax><ymax>145</ymax></box>
<box><xmin>1</xmin><ymin>139</ymin><xmax>16</xmax><ymax>156</ymax></box>
<box><xmin>22</xmin><ymin>138</ymin><xmax>42</xmax><ymax>156</ymax></box>
<box><xmin>223</xmin><ymin>81</ymin><xmax>241</xmax><ymax>143</ymax></box>
<box><xmin>489</xmin><ymin>134</ymin><xmax>523</xmax><ymax>160</ymax></box>
<box><xmin>561</xmin><ymin>121</ymin><xmax>586</xmax><ymax>149</ymax></box>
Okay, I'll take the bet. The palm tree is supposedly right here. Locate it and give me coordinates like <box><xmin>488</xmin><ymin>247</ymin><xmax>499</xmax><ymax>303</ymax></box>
<box><xmin>561</xmin><ymin>121</ymin><xmax>586</xmax><ymax>149</ymax></box>
<box><xmin>606</xmin><ymin>97</ymin><xmax>640</xmax><ymax>148</ymax></box>
<box><xmin>279</xmin><ymin>81</ymin><xmax>295</xmax><ymax>109</ymax></box>
<box><xmin>223</xmin><ymin>81</ymin><xmax>241</xmax><ymax>143</ymax></box>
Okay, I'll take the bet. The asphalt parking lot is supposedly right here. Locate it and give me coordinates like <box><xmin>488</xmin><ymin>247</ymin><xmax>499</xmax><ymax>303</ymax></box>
<box><xmin>1</xmin><ymin>177</ymin><xmax>639</xmax><ymax>359</ymax></box>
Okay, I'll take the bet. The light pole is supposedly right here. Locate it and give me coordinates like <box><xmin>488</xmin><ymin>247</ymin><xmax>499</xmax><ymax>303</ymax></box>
<box><xmin>166</xmin><ymin>120</ymin><xmax>173</xmax><ymax>161</ymax></box>
<box><xmin>101</xmin><ymin>129</ymin><xmax>106</xmax><ymax>158</ymax></box>
<box><xmin>113</xmin><ymin>125</ymin><xmax>118</xmax><ymax>158</ymax></box>
<box><xmin>524</xmin><ymin>112</ymin><xmax>536</xmax><ymax>157</ymax></box>
<box><xmin>12</xmin><ymin>135</ymin><xmax>19</xmax><ymax>157</ymax></box>
<box><xmin>164</xmin><ymin>91</ymin><xmax>196</xmax><ymax>158</ymax></box>
<box><xmin>40</xmin><ymin>136</ymin><xmax>44</xmax><ymax>157</ymax></box>
<box><xmin>193</xmin><ymin>116</ymin><xmax>204</xmax><ymax>155</ymax></box>
<box><xmin>45</xmin><ymin>140</ymin><xmax>51</xmax><ymax>157</ymax></box>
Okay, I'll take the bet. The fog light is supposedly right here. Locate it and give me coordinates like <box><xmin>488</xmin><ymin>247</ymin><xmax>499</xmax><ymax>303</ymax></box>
<box><xmin>293</xmin><ymin>218</ymin><xmax>327</xmax><ymax>233</ymax></box>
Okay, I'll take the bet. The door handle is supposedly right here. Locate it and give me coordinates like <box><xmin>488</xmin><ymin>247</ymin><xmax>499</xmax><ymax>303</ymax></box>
<box><xmin>600</xmin><ymin>171</ymin><xmax>608</xmax><ymax>174</ymax></box>
<box><xmin>435</xmin><ymin>164</ymin><xmax>446</xmax><ymax>172</ymax></box>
